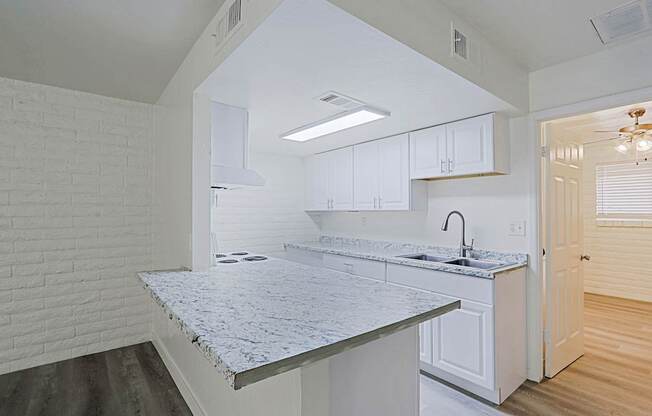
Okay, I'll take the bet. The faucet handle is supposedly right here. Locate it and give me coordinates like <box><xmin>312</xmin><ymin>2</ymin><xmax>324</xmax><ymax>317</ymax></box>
<box><xmin>470</xmin><ymin>238</ymin><xmax>475</xmax><ymax>248</ymax></box>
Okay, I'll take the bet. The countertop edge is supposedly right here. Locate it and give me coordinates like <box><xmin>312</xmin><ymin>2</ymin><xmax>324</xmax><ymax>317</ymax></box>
<box><xmin>233</xmin><ymin>299</ymin><xmax>460</xmax><ymax>390</ymax></box>
<box><xmin>138</xmin><ymin>274</ymin><xmax>239</xmax><ymax>388</ymax></box>
<box><xmin>139</xmin><ymin>271</ymin><xmax>460</xmax><ymax>390</ymax></box>
<box><xmin>284</xmin><ymin>242</ymin><xmax>528</xmax><ymax>278</ymax></box>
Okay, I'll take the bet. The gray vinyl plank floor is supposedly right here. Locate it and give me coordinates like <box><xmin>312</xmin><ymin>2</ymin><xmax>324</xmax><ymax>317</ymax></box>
<box><xmin>0</xmin><ymin>341</ymin><xmax>514</xmax><ymax>416</ymax></box>
<box><xmin>0</xmin><ymin>342</ymin><xmax>192</xmax><ymax>416</ymax></box>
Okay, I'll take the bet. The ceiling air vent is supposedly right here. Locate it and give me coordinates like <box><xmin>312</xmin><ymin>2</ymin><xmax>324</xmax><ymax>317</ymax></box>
<box><xmin>316</xmin><ymin>91</ymin><xmax>364</xmax><ymax>110</ymax></box>
<box><xmin>213</xmin><ymin>0</ymin><xmax>244</xmax><ymax>52</ymax></box>
<box><xmin>227</xmin><ymin>0</ymin><xmax>242</xmax><ymax>32</ymax></box>
<box><xmin>451</xmin><ymin>25</ymin><xmax>469</xmax><ymax>60</ymax></box>
<box><xmin>590</xmin><ymin>0</ymin><xmax>652</xmax><ymax>45</ymax></box>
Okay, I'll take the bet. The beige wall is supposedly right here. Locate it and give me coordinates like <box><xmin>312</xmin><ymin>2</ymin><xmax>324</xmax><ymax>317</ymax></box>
<box><xmin>582</xmin><ymin>143</ymin><xmax>652</xmax><ymax>302</ymax></box>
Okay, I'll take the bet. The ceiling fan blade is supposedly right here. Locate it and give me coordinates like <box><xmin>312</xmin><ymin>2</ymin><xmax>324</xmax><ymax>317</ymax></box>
<box><xmin>593</xmin><ymin>130</ymin><xmax>619</xmax><ymax>133</ymax></box>
<box><xmin>584</xmin><ymin>136</ymin><xmax>621</xmax><ymax>145</ymax></box>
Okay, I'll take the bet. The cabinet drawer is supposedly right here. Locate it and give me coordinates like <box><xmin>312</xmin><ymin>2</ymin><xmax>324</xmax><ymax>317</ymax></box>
<box><xmin>285</xmin><ymin>247</ymin><xmax>324</xmax><ymax>268</ymax></box>
<box><xmin>386</xmin><ymin>263</ymin><xmax>493</xmax><ymax>304</ymax></box>
<box><xmin>323</xmin><ymin>254</ymin><xmax>386</xmax><ymax>282</ymax></box>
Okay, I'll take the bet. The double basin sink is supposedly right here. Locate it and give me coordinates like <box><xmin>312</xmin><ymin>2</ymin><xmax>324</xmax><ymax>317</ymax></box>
<box><xmin>396</xmin><ymin>253</ymin><xmax>505</xmax><ymax>270</ymax></box>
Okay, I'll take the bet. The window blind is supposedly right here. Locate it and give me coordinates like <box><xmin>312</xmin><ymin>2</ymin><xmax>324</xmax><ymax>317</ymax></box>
<box><xmin>596</xmin><ymin>160</ymin><xmax>652</xmax><ymax>216</ymax></box>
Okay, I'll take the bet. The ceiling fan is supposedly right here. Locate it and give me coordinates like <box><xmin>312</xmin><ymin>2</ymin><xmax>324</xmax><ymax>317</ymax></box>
<box><xmin>586</xmin><ymin>108</ymin><xmax>652</xmax><ymax>157</ymax></box>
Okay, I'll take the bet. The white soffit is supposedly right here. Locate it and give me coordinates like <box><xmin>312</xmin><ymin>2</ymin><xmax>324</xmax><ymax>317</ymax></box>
<box><xmin>438</xmin><ymin>0</ymin><xmax>652</xmax><ymax>71</ymax></box>
<box><xmin>198</xmin><ymin>0</ymin><xmax>511</xmax><ymax>156</ymax></box>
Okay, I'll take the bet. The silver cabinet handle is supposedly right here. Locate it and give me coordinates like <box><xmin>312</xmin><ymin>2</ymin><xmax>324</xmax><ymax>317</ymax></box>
<box><xmin>440</xmin><ymin>160</ymin><xmax>446</xmax><ymax>173</ymax></box>
<box><xmin>448</xmin><ymin>159</ymin><xmax>453</xmax><ymax>173</ymax></box>
<box><xmin>378</xmin><ymin>196</ymin><xmax>382</xmax><ymax>209</ymax></box>
<box><xmin>373</xmin><ymin>197</ymin><xmax>377</xmax><ymax>209</ymax></box>
<box><xmin>580</xmin><ymin>255</ymin><xmax>591</xmax><ymax>261</ymax></box>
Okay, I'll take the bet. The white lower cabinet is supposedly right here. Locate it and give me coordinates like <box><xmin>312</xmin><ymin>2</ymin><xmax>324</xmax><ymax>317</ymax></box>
<box><xmin>285</xmin><ymin>248</ymin><xmax>526</xmax><ymax>404</ymax></box>
<box><xmin>386</xmin><ymin>263</ymin><xmax>525</xmax><ymax>404</ymax></box>
<box><xmin>430</xmin><ymin>299</ymin><xmax>494</xmax><ymax>390</ymax></box>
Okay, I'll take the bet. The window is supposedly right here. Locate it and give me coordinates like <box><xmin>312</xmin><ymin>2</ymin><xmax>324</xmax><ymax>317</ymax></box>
<box><xmin>596</xmin><ymin>161</ymin><xmax>652</xmax><ymax>218</ymax></box>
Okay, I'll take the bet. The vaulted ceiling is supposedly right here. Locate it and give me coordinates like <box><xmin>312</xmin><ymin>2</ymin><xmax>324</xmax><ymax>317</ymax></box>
<box><xmin>0</xmin><ymin>0</ymin><xmax>226</xmax><ymax>103</ymax></box>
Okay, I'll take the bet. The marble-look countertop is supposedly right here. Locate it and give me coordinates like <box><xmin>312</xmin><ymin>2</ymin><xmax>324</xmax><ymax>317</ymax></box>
<box><xmin>285</xmin><ymin>236</ymin><xmax>528</xmax><ymax>279</ymax></box>
<box><xmin>138</xmin><ymin>258</ymin><xmax>459</xmax><ymax>390</ymax></box>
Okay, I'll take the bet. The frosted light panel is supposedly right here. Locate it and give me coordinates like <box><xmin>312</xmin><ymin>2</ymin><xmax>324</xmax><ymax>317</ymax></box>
<box><xmin>282</xmin><ymin>108</ymin><xmax>388</xmax><ymax>142</ymax></box>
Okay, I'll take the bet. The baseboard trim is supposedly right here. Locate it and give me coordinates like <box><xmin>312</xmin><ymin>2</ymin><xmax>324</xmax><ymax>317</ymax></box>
<box><xmin>151</xmin><ymin>334</ymin><xmax>206</xmax><ymax>416</ymax></box>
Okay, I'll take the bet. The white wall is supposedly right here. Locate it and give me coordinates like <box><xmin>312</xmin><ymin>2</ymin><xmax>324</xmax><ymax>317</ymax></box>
<box><xmin>530</xmin><ymin>35</ymin><xmax>652</xmax><ymax>112</ymax></box>
<box><xmin>582</xmin><ymin>143</ymin><xmax>652</xmax><ymax>302</ymax></box>
<box><xmin>0</xmin><ymin>77</ymin><xmax>153</xmax><ymax>374</ymax></box>
<box><xmin>211</xmin><ymin>152</ymin><xmax>319</xmax><ymax>256</ymax></box>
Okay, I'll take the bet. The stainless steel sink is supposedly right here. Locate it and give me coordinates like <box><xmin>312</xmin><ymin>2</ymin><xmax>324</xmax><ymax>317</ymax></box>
<box><xmin>397</xmin><ymin>254</ymin><xmax>455</xmax><ymax>262</ymax></box>
<box><xmin>442</xmin><ymin>258</ymin><xmax>504</xmax><ymax>270</ymax></box>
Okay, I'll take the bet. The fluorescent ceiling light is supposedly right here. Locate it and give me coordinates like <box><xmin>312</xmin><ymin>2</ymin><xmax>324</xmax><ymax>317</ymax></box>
<box><xmin>281</xmin><ymin>106</ymin><xmax>390</xmax><ymax>142</ymax></box>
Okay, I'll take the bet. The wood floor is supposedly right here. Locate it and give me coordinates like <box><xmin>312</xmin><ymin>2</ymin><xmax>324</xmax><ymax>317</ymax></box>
<box><xmin>422</xmin><ymin>293</ymin><xmax>652</xmax><ymax>416</ymax></box>
<box><xmin>0</xmin><ymin>342</ymin><xmax>192</xmax><ymax>416</ymax></box>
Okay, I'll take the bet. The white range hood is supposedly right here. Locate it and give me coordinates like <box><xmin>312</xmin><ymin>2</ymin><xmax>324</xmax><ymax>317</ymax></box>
<box><xmin>210</xmin><ymin>101</ymin><xmax>265</xmax><ymax>189</ymax></box>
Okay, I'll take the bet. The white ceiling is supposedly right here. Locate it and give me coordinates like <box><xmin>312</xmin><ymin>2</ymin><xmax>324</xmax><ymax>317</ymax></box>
<box><xmin>198</xmin><ymin>0</ymin><xmax>512</xmax><ymax>156</ymax></box>
<box><xmin>548</xmin><ymin>100</ymin><xmax>652</xmax><ymax>144</ymax></box>
<box><xmin>0</xmin><ymin>0</ymin><xmax>225</xmax><ymax>103</ymax></box>
<box><xmin>438</xmin><ymin>0</ymin><xmax>652</xmax><ymax>71</ymax></box>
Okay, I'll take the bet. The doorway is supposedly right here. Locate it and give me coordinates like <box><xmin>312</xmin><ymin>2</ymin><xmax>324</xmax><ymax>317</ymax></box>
<box><xmin>536</xmin><ymin>101</ymin><xmax>652</xmax><ymax>412</ymax></box>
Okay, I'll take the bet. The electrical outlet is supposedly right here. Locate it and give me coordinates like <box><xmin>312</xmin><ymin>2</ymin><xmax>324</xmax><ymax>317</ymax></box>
<box><xmin>361</xmin><ymin>216</ymin><xmax>367</xmax><ymax>227</ymax></box>
<box><xmin>509</xmin><ymin>221</ymin><xmax>526</xmax><ymax>236</ymax></box>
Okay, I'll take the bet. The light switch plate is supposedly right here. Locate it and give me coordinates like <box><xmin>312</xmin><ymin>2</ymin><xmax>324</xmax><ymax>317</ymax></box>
<box><xmin>509</xmin><ymin>220</ymin><xmax>526</xmax><ymax>236</ymax></box>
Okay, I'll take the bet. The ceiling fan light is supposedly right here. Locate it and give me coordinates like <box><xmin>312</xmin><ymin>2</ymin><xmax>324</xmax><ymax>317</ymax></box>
<box><xmin>636</xmin><ymin>139</ymin><xmax>652</xmax><ymax>152</ymax></box>
<box><xmin>615</xmin><ymin>142</ymin><xmax>630</xmax><ymax>154</ymax></box>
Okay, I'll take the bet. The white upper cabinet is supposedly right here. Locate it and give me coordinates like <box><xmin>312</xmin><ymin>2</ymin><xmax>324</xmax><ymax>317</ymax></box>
<box><xmin>409</xmin><ymin>113</ymin><xmax>509</xmax><ymax>179</ymax></box>
<box><xmin>328</xmin><ymin>147</ymin><xmax>354</xmax><ymax>210</ymax></box>
<box><xmin>353</xmin><ymin>140</ymin><xmax>379</xmax><ymax>210</ymax></box>
<box><xmin>354</xmin><ymin>134</ymin><xmax>413</xmax><ymax>211</ymax></box>
<box><xmin>378</xmin><ymin>134</ymin><xmax>410</xmax><ymax>210</ymax></box>
<box><xmin>410</xmin><ymin>125</ymin><xmax>447</xmax><ymax>179</ymax></box>
<box><xmin>305</xmin><ymin>147</ymin><xmax>353</xmax><ymax>211</ymax></box>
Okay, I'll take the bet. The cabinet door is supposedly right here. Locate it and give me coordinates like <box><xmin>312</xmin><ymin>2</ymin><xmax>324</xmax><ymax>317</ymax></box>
<box><xmin>353</xmin><ymin>141</ymin><xmax>380</xmax><ymax>210</ymax></box>
<box><xmin>378</xmin><ymin>134</ymin><xmax>410</xmax><ymax>210</ymax></box>
<box><xmin>328</xmin><ymin>147</ymin><xmax>354</xmax><ymax>211</ymax></box>
<box><xmin>419</xmin><ymin>321</ymin><xmax>433</xmax><ymax>365</ymax></box>
<box><xmin>305</xmin><ymin>153</ymin><xmax>329</xmax><ymax>211</ymax></box>
<box><xmin>446</xmin><ymin>114</ymin><xmax>494</xmax><ymax>176</ymax></box>
<box><xmin>410</xmin><ymin>126</ymin><xmax>448</xmax><ymax>179</ymax></box>
<box><xmin>431</xmin><ymin>299</ymin><xmax>494</xmax><ymax>390</ymax></box>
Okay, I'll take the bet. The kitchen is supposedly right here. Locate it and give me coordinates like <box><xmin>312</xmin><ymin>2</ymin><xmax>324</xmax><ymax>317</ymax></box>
<box><xmin>1</xmin><ymin>0</ymin><xmax>651</xmax><ymax>415</ymax></box>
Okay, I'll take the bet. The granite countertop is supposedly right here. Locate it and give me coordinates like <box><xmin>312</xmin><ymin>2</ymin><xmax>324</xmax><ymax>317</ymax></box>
<box><xmin>285</xmin><ymin>236</ymin><xmax>528</xmax><ymax>279</ymax></box>
<box><xmin>138</xmin><ymin>258</ymin><xmax>459</xmax><ymax>390</ymax></box>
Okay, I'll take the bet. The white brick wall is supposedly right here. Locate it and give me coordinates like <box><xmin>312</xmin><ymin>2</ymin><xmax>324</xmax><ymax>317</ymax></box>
<box><xmin>0</xmin><ymin>77</ymin><xmax>154</xmax><ymax>374</ymax></box>
<box><xmin>211</xmin><ymin>152</ymin><xmax>319</xmax><ymax>256</ymax></box>
<box><xmin>583</xmin><ymin>143</ymin><xmax>652</xmax><ymax>302</ymax></box>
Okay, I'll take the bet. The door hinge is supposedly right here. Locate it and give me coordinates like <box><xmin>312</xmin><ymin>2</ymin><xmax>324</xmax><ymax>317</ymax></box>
<box><xmin>541</xmin><ymin>146</ymin><xmax>549</xmax><ymax>158</ymax></box>
<box><xmin>543</xmin><ymin>329</ymin><xmax>551</xmax><ymax>345</ymax></box>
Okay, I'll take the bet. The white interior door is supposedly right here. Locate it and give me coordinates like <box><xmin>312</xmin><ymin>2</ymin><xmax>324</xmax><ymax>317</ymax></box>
<box><xmin>544</xmin><ymin>135</ymin><xmax>584</xmax><ymax>378</ymax></box>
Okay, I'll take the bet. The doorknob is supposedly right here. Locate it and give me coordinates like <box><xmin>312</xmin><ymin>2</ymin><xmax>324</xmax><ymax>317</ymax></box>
<box><xmin>580</xmin><ymin>255</ymin><xmax>591</xmax><ymax>261</ymax></box>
